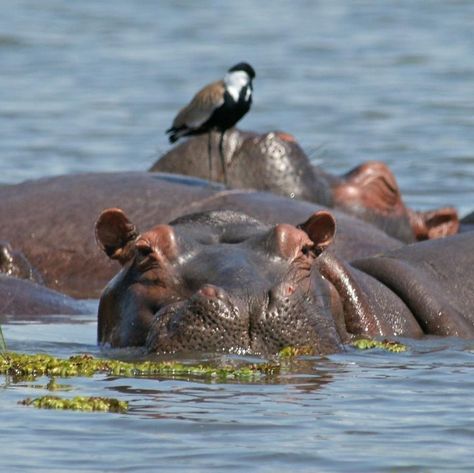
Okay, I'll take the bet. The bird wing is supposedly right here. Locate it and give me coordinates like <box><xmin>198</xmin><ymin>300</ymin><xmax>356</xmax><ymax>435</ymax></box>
<box><xmin>172</xmin><ymin>80</ymin><xmax>225</xmax><ymax>129</ymax></box>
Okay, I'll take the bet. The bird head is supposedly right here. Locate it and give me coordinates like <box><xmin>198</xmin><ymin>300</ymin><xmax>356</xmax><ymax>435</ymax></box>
<box><xmin>227</xmin><ymin>62</ymin><xmax>256</xmax><ymax>80</ymax></box>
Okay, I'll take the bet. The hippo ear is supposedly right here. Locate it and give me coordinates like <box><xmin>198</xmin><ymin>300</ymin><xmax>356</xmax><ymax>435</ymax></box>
<box><xmin>135</xmin><ymin>225</ymin><xmax>179</xmax><ymax>262</ymax></box>
<box><xmin>298</xmin><ymin>211</ymin><xmax>336</xmax><ymax>252</ymax></box>
<box><xmin>95</xmin><ymin>208</ymin><xmax>139</xmax><ymax>264</ymax></box>
<box><xmin>271</xmin><ymin>224</ymin><xmax>314</xmax><ymax>260</ymax></box>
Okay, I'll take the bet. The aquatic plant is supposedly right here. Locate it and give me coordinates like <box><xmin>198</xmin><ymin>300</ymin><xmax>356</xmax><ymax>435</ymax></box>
<box><xmin>20</xmin><ymin>396</ymin><xmax>128</xmax><ymax>413</ymax></box>
<box><xmin>352</xmin><ymin>338</ymin><xmax>407</xmax><ymax>352</ymax></box>
<box><xmin>1</xmin><ymin>341</ymin><xmax>406</xmax><ymax>413</ymax></box>
<box><xmin>0</xmin><ymin>352</ymin><xmax>280</xmax><ymax>413</ymax></box>
<box><xmin>278</xmin><ymin>346</ymin><xmax>315</xmax><ymax>358</ymax></box>
<box><xmin>0</xmin><ymin>352</ymin><xmax>280</xmax><ymax>381</ymax></box>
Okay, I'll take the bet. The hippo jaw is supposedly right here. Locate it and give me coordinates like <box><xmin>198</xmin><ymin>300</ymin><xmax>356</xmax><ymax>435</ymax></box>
<box><xmin>95</xmin><ymin>208</ymin><xmax>344</xmax><ymax>356</ymax></box>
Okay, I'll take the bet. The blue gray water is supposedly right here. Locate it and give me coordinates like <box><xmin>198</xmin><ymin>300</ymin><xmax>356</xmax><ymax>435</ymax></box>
<box><xmin>1</xmin><ymin>1</ymin><xmax>474</xmax><ymax>471</ymax></box>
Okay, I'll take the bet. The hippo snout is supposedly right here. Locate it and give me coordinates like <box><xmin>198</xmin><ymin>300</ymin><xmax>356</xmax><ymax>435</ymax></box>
<box><xmin>146</xmin><ymin>285</ymin><xmax>251</xmax><ymax>354</ymax></box>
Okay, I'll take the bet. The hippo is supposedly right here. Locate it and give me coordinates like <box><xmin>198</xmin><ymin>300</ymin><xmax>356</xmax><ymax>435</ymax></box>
<box><xmin>0</xmin><ymin>242</ymin><xmax>89</xmax><ymax>317</ymax></box>
<box><xmin>151</xmin><ymin>128</ymin><xmax>459</xmax><ymax>242</ymax></box>
<box><xmin>0</xmin><ymin>274</ymin><xmax>90</xmax><ymax>317</ymax></box>
<box><xmin>95</xmin><ymin>208</ymin><xmax>474</xmax><ymax>355</ymax></box>
<box><xmin>0</xmin><ymin>172</ymin><xmax>407</xmax><ymax>299</ymax></box>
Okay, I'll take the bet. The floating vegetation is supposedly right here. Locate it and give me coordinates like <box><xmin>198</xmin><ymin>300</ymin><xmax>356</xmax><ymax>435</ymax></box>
<box><xmin>0</xmin><ymin>352</ymin><xmax>280</xmax><ymax>382</ymax></box>
<box><xmin>352</xmin><ymin>338</ymin><xmax>407</xmax><ymax>353</ymax></box>
<box><xmin>46</xmin><ymin>378</ymin><xmax>73</xmax><ymax>392</ymax></box>
<box><xmin>20</xmin><ymin>396</ymin><xmax>128</xmax><ymax>413</ymax></box>
<box><xmin>1</xmin><ymin>341</ymin><xmax>407</xmax><ymax>414</ymax></box>
<box><xmin>278</xmin><ymin>346</ymin><xmax>315</xmax><ymax>358</ymax></box>
<box><xmin>0</xmin><ymin>352</ymin><xmax>279</xmax><ymax>414</ymax></box>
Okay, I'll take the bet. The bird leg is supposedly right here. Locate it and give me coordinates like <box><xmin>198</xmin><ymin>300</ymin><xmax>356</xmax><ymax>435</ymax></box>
<box><xmin>219</xmin><ymin>130</ymin><xmax>228</xmax><ymax>185</ymax></box>
<box><xmin>207</xmin><ymin>131</ymin><xmax>213</xmax><ymax>181</ymax></box>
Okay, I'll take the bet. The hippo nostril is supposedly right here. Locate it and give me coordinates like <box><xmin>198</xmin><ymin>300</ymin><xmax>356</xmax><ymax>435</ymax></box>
<box><xmin>283</xmin><ymin>283</ymin><xmax>295</xmax><ymax>296</ymax></box>
<box><xmin>198</xmin><ymin>284</ymin><xmax>225</xmax><ymax>300</ymax></box>
<box><xmin>269</xmin><ymin>282</ymin><xmax>296</xmax><ymax>304</ymax></box>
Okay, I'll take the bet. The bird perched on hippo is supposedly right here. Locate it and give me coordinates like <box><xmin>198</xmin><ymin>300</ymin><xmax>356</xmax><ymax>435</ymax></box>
<box><xmin>166</xmin><ymin>62</ymin><xmax>256</xmax><ymax>184</ymax></box>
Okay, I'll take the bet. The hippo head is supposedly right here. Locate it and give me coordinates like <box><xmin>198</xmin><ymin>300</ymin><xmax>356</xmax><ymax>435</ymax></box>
<box><xmin>95</xmin><ymin>209</ymin><xmax>344</xmax><ymax>355</ymax></box>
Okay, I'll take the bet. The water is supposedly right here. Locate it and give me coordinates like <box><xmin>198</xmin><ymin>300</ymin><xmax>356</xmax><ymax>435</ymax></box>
<box><xmin>1</xmin><ymin>1</ymin><xmax>474</xmax><ymax>471</ymax></box>
<box><xmin>1</xmin><ymin>319</ymin><xmax>474</xmax><ymax>472</ymax></box>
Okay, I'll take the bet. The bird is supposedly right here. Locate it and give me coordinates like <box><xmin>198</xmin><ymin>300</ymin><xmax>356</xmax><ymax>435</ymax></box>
<box><xmin>166</xmin><ymin>62</ymin><xmax>256</xmax><ymax>184</ymax></box>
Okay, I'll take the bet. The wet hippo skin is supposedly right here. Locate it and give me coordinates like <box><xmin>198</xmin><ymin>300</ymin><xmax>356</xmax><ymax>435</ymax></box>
<box><xmin>0</xmin><ymin>242</ymin><xmax>90</xmax><ymax>317</ymax></box>
<box><xmin>151</xmin><ymin>128</ymin><xmax>459</xmax><ymax>242</ymax></box>
<box><xmin>95</xmin><ymin>208</ymin><xmax>474</xmax><ymax>355</ymax></box>
<box><xmin>0</xmin><ymin>274</ymin><xmax>90</xmax><ymax>317</ymax></box>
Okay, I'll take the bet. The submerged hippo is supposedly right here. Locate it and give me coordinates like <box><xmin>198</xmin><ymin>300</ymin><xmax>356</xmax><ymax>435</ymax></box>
<box><xmin>0</xmin><ymin>274</ymin><xmax>90</xmax><ymax>317</ymax></box>
<box><xmin>0</xmin><ymin>242</ymin><xmax>89</xmax><ymax>317</ymax></box>
<box><xmin>95</xmin><ymin>208</ymin><xmax>474</xmax><ymax>355</ymax></box>
<box><xmin>151</xmin><ymin>128</ymin><xmax>459</xmax><ymax>242</ymax></box>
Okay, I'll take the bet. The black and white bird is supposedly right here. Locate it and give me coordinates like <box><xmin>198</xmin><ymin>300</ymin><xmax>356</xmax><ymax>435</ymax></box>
<box><xmin>166</xmin><ymin>62</ymin><xmax>256</xmax><ymax>184</ymax></box>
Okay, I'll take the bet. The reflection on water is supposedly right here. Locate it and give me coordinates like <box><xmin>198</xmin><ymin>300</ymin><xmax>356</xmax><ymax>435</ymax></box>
<box><xmin>1</xmin><ymin>1</ymin><xmax>474</xmax><ymax>471</ymax></box>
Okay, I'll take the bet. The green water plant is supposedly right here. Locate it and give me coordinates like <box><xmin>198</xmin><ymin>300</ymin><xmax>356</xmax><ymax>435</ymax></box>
<box><xmin>351</xmin><ymin>338</ymin><xmax>407</xmax><ymax>353</ymax></box>
<box><xmin>0</xmin><ymin>352</ymin><xmax>280</xmax><ymax>413</ymax></box>
<box><xmin>0</xmin><ymin>352</ymin><xmax>280</xmax><ymax>381</ymax></box>
<box><xmin>46</xmin><ymin>377</ymin><xmax>73</xmax><ymax>392</ymax></box>
<box><xmin>278</xmin><ymin>346</ymin><xmax>315</xmax><ymax>358</ymax></box>
<box><xmin>20</xmin><ymin>396</ymin><xmax>128</xmax><ymax>413</ymax></box>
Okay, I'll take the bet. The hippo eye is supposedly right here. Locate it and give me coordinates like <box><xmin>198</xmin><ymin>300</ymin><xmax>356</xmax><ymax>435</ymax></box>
<box><xmin>301</xmin><ymin>245</ymin><xmax>313</xmax><ymax>256</ymax></box>
<box><xmin>135</xmin><ymin>243</ymin><xmax>153</xmax><ymax>258</ymax></box>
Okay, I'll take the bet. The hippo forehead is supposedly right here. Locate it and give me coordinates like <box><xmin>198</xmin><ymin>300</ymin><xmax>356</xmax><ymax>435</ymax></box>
<box><xmin>176</xmin><ymin>242</ymin><xmax>290</xmax><ymax>293</ymax></box>
<box><xmin>168</xmin><ymin>209</ymin><xmax>269</xmax><ymax>244</ymax></box>
<box><xmin>129</xmin><ymin>211</ymin><xmax>315</xmax><ymax>298</ymax></box>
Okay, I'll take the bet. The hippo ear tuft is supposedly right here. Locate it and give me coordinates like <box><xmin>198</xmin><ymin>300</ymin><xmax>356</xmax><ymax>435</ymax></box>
<box><xmin>95</xmin><ymin>208</ymin><xmax>139</xmax><ymax>263</ymax></box>
<box><xmin>298</xmin><ymin>211</ymin><xmax>336</xmax><ymax>252</ymax></box>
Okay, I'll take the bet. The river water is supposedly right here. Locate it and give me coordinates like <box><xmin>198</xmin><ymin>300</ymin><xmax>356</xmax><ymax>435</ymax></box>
<box><xmin>1</xmin><ymin>1</ymin><xmax>474</xmax><ymax>471</ymax></box>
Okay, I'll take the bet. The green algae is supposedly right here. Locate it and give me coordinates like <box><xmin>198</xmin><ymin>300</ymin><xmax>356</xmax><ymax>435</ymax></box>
<box><xmin>278</xmin><ymin>346</ymin><xmax>315</xmax><ymax>358</ymax></box>
<box><xmin>0</xmin><ymin>352</ymin><xmax>279</xmax><ymax>413</ymax></box>
<box><xmin>352</xmin><ymin>338</ymin><xmax>407</xmax><ymax>353</ymax></box>
<box><xmin>1</xmin><ymin>341</ymin><xmax>407</xmax><ymax>414</ymax></box>
<box><xmin>0</xmin><ymin>352</ymin><xmax>280</xmax><ymax>382</ymax></box>
<box><xmin>46</xmin><ymin>377</ymin><xmax>73</xmax><ymax>392</ymax></box>
<box><xmin>20</xmin><ymin>396</ymin><xmax>128</xmax><ymax>413</ymax></box>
